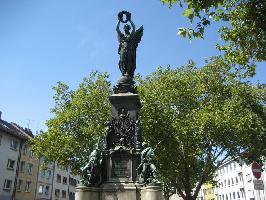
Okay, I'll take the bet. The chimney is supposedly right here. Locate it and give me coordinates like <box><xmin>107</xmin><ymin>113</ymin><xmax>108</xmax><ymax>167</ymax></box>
<box><xmin>0</xmin><ymin>111</ymin><xmax>2</xmax><ymax>120</ymax></box>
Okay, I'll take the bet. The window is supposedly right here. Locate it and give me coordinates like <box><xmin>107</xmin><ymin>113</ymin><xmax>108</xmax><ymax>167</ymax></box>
<box><xmin>7</xmin><ymin>159</ymin><xmax>15</xmax><ymax>170</ymax></box>
<box><xmin>62</xmin><ymin>190</ymin><xmax>66</xmax><ymax>198</ymax></box>
<box><xmin>63</xmin><ymin>177</ymin><xmax>67</xmax><ymax>184</ymax></box>
<box><xmin>23</xmin><ymin>144</ymin><xmax>27</xmax><ymax>155</ymax></box>
<box><xmin>233</xmin><ymin>192</ymin><xmax>235</xmax><ymax>199</ymax></box>
<box><xmin>3</xmin><ymin>179</ymin><xmax>12</xmax><ymax>190</ymax></box>
<box><xmin>40</xmin><ymin>170</ymin><xmax>45</xmax><ymax>177</ymax></box>
<box><xmin>17</xmin><ymin>180</ymin><xmax>23</xmax><ymax>191</ymax></box>
<box><xmin>235</xmin><ymin>177</ymin><xmax>238</xmax><ymax>184</ymax></box>
<box><xmin>45</xmin><ymin>185</ymin><xmax>50</xmax><ymax>195</ymax></box>
<box><xmin>27</xmin><ymin>163</ymin><xmax>33</xmax><ymax>175</ymax></box>
<box><xmin>246</xmin><ymin>174</ymin><xmax>252</xmax><ymax>182</ymax></box>
<box><xmin>55</xmin><ymin>189</ymin><xmax>60</xmax><ymax>197</ymax></box>
<box><xmin>239</xmin><ymin>173</ymin><xmax>243</xmax><ymax>182</ymax></box>
<box><xmin>29</xmin><ymin>149</ymin><xmax>33</xmax><ymax>158</ymax></box>
<box><xmin>237</xmin><ymin>192</ymin><xmax>240</xmax><ymax>198</ymax></box>
<box><xmin>69</xmin><ymin>177</ymin><xmax>73</xmax><ymax>185</ymax></box>
<box><xmin>231</xmin><ymin>178</ymin><xmax>234</xmax><ymax>185</ymax></box>
<box><xmin>56</xmin><ymin>174</ymin><xmax>61</xmax><ymax>183</ymax></box>
<box><xmin>25</xmin><ymin>181</ymin><xmax>31</xmax><ymax>192</ymax></box>
<box><xmin>240</xmin><ymin>189</ymin><xmax>244</xmax><ymax>198</ymax></box>
<box><xmin>228</xmin><ymin>179</ymin><xmax>230</xmax><ymax>186</ymax></box>
<box><xmin>10</xmin><ymin>139</ymin><xmax>18</xmax><ymax>150</ymax></box>
<box><xmin>38</xmin><ymin>185</ymin><xmax>44</xmax><ymax>194</ymax></box>
<box><xmin>20</xmin><ymin>161</ymin><xmax>25</xmax><ymax>172</ymax></box>
<box><xmin>46</xmin><ymin>170</ymin><xmax>51</xmax><ymax>179</ymax></box>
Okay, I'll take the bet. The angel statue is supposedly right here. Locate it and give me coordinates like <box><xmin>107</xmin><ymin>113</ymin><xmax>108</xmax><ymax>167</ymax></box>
<box><xmin>116</xmin><ymin>11</ymin><xmax>143</xmax><ymax>78</ymax></box>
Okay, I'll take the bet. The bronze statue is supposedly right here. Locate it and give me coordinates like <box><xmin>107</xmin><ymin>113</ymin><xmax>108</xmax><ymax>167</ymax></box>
<box><xmin>116</xmin><ymin>11</ymin><xmax>143</xmax><ymax>78</ymax></box>
<box><xmin>137</xmin><ymin>144</ymin><xmax>161</xmax><ymax>185</ymax></box>
<box><xmin>81</xmin><ymin>141</ymin><xmax>102</xmax><ymax>186</ymax></box>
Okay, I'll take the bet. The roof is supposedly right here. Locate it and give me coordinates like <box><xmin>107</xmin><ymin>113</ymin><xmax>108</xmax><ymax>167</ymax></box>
<box><xmin>0</xmin><ymin>119</ymin><xmax>34</xmax><ymax>140</ymax></box>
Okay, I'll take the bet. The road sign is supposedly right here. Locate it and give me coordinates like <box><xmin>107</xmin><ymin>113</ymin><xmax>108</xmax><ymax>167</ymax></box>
<box><xmin>254</xmin><ymin>179</ymin><xmax>264</xmax><ymax>190</ymax></box>
<box><xmin>252</xmin><ymin>161</ymin><xmax>262</xmax><ymax>179</ymax></box>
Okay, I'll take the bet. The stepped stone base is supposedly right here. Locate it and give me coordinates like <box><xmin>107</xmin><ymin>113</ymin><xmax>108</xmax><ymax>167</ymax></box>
<box><xmin>75</xmin><ymin>184</ymin><xmax>163</xmax><ymax>200</ymax></box>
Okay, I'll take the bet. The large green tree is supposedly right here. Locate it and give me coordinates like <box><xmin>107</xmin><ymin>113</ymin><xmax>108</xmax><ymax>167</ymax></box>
<box><xmin>161</xmin><ymin>0</ymin><xmax>266</xmax><ymax>76</ymax></box>
<box><xmin>32</xmin><ymin>62</ymin><xmax>266</xmax><ymax>200</ymax></box>
<box><xmin>137</xmin><ymin>61</ymin><xmax>266</xmax><ymax>200</ymax></box>
<box><xmin>32</xmin><ymin>72</ymin><xmax>112</xmax><ymax>173</ymax></box>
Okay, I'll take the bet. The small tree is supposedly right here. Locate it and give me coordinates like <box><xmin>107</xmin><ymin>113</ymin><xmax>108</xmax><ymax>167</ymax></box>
<box><xmin>137</xmin><ymin>60</ymin><xmax>266</xmax><ymax>200</ymax></box>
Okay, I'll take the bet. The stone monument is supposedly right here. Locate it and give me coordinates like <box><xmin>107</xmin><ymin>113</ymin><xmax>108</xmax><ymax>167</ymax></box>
<box><xmin>75</xmin><ymin>11</ymin><xmax>163</xmax><ymax>200</ymax></box>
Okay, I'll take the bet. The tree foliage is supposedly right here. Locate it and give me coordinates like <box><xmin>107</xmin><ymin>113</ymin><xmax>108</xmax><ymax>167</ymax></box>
<box><xmin>161</xmin><ymin>0</ymin><xmax>266</xmax><ymax>76</ymax></box>
<box><xmin>31</xmin><ymin>62</ymin><xmax>266</xmax><ymax>200</ymax></box>
<box><xmin>137</xmin><ymin>60</ymin><xmax>266</xmax><ymax>200</ymax></box>
<box><xmin>31</xmin><ymin>72</ymin><xmax>112</xmax><ymax>173</ymax></box>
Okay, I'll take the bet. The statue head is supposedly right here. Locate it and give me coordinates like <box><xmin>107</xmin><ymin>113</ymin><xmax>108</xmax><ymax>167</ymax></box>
<box><xmin>124</xmin><ymin>24</ymin><xmax>131</xmax><ymax>34</ymax></box>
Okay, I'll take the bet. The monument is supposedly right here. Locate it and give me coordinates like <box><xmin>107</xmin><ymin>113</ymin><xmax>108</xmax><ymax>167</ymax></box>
<box><xmin>75</xmin><ymin>11</ymin><xmax>163</xmax><ymax>200</ymax></box>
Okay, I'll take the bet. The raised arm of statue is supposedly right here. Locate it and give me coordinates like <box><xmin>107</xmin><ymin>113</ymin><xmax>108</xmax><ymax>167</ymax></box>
<box><xmin>116</xmin><ymin>20</ymin><xmax>122</xmax><ymax>41</ymax></box>
<box><xmin>129</xmin><ymin>19</ymin><xmax>136</xmax><ymax>33</ymax></box>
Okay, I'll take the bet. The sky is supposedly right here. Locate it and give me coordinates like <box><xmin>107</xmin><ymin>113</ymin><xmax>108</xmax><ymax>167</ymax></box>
<box><xmin>0</xmin><ymin>0</ymin><xmax>265</xmax><ymax>133</ymax></box>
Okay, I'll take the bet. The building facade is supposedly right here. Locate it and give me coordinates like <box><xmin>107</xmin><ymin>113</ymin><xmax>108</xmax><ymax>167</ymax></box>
<box><xmin>0</xmin><ymin>118</ymin><xmax>26</xmax><ymax>200</ymax></box>
<box><xmin>0</xmin><ymin>114</ymin><xmax>81</xmax><ymax>200</ymax></box>
<box><xmin>51</xmin><ymin>163</ymin><xmax>80</xmax><ymax>200</ymax></box>
<box><xmin>215</xmin><ymin>159</ymin><xmax>266</xmax><ymax>200</ymax></box>
<box><xmin>35</xmin><ymin>157</ymin><xmax>55</xmax><ymax>200</ymax></box>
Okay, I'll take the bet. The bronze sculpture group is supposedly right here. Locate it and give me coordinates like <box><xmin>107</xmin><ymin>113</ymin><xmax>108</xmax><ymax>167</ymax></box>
<box><xmin>80</xmin><ymin>11</ymin><xmax>160</xmax><ymax>187</ymax></box>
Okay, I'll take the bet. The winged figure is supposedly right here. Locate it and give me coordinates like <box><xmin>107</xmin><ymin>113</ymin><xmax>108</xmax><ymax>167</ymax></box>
<box><xmin>116</xmin><ymin>16</ymin><xmax>143</xmax><ymax>78</ymax></box>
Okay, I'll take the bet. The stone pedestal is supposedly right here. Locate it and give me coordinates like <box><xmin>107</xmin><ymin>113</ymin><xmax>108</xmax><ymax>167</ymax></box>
<box><xmin>140</xmin><ymin>186</ymin><xmax>163</xmax><ymax>200</ymax></box>
<box><xmin>76</xmin><ymin>92</ymin><xmax>163</xmax><ymax>200</ymax></box>
<box><xmin>75</xmin><ymin>186</ymin><xmax>100</xmax><ymax>200</ymax></box>
<box><xmin>100</xmin><ymin>183</ymin><xmax>140</xmax><ymax>200</ymax></box>
<box><xmin>75</xmin><ymin>184</ymin><xmax>163</xmax><ymax>200</ymax></box>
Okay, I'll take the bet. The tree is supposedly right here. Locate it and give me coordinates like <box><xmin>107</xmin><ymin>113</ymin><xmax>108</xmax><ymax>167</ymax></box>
<box><xmin>31</xmin><ymin>61</ymin><xmax>266</xmax><ymax>200</ymax></box>
<box><xmin>137</xmin><ymin>60</ymin><xmax>266</xmax><ymax>200</ymax></box>
<box><xmin>161</xmin><ymin>0</ymin><xmax>266</xmax><ymax>76</ymax></box>
<box><xmin>31</xmin><ymin>72</ymin><xmax>112</xmax><ymax>173</ymax></box>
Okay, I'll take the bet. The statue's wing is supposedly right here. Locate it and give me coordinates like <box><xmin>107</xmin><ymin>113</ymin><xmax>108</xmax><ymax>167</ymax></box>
<box><xmin>133</xmin><ymin>26</ymin><xmax>143</xmax><ymax>45</ymax></box>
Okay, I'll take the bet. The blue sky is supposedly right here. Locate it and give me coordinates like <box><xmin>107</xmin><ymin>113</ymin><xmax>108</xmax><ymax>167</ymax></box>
<box><xmin>0</xmin><ymin>0</ymin><xmax>265</xmax><ymax>133</ymax></box>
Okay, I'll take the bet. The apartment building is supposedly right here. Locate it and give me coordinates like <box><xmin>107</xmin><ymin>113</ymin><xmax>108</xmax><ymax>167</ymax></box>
<box><xmin>0</xmin><ymin>113</ymin><xmax>81</xmax><ymax>200</ymax></box>
<box><xmin>52</xmin><ymin>163</ymin><xmax>80</xmax><ymax>200</ymax></box>
<box><xmin>215</xmin><ymin>159</ymin><xmax>266</xmax><ymax>200</ymax></box>
<box><xmin>0</xmin><ymin>116</ymin><xmax>27</xmax><ymax>200</ymax></box>
<box><xmin>35</xmin><ymin>159</ymin><xmax>80</xmax><ymax>200</ymax></box>
<box><xmin>35</xmin><ymin>157</ymin><xmax>55</xmax><ymax>200</ymax></box>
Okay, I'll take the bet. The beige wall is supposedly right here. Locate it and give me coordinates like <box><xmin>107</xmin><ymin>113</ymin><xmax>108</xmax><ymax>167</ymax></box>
<box><xmin>15</xmin><ymin>142</ymin><xmax>38</xmax><ymax>200</ymax></box>
<box><xmin>35</xmin><ymin>157</ymin><xmax>54</xmax><ymax>200</ymax></box>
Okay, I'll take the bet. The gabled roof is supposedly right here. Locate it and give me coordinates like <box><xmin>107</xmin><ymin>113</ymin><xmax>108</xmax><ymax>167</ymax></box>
<box><xmin>0</xmin><ymin>119</ymin><xmax>34</xmax><ymax>140</ymax></box>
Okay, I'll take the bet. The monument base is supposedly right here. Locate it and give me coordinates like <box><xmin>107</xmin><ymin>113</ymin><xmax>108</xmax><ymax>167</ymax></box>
<box><xmin>75</xmin><ymin>184</ymin><xmax>163</xmax><ymax>200</ymax></box>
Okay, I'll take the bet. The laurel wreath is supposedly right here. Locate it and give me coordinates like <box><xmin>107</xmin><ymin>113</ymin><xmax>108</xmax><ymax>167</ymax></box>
<box><xmin>118</xmin><ymin>11</ymin><xmax>131</xmax><ymax>23</ymax></box>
